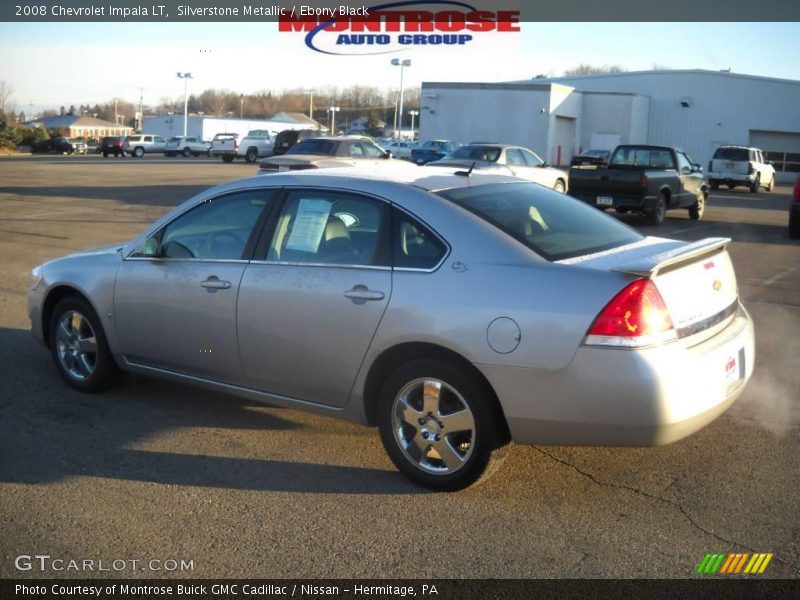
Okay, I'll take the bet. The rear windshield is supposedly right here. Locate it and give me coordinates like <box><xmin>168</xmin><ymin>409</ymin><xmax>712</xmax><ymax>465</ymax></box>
<box><xmin>610</xmin><ymin>147</ymin><xmax>674</xmax><ymax>168</ymax></box>
<box><xmin>438</xmin><ymin>182</ymin><xmax>642</xmax><ymax>261</ymax></box>
<box><xmin>713</xmin><ymin>147</ymin><xmax>749</xmax><ymax>161</ymax></box>
<box><xmin>288</xmin><ymin>140</ymin><xmax>337</xmax><ymax>155</ymax></box>
<box><xmin>448</xmin><ymin>146</ymin><xmax>501</xmax><ymax>161</ymax></box>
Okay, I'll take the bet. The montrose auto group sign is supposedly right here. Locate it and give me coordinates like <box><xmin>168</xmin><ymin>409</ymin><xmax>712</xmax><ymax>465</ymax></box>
<box><xmin>278</xmin><ymin>1</ymin><xmax>521</xmax><ymax>55</ymax></box>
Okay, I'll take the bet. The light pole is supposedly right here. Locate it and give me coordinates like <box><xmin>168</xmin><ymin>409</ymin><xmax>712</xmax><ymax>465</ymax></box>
<box><xmin>176</xmin><ymin>72</ymin><xmax>193</xmax><ymax>137</ymax></box>
<box><xmin>329</xmin><ymin>106</ymin><xmax>340</xmax><ymax>134</ymax></box>
<box><xmin>305</xmin><ymin>89</ymin><xmax>314</xmax><ymax>121</ymax></box>
<box><xmin>239</xmin><ymin>93</ymin><xmax>244</xmax><ymax>119</ymax></box>
<box><xmin>408</xmin><ymin>109</ymin><xmax>419</xmax><ymax>138</ymax></box>
<box><xmin>390</xmin><ymin>58</ymin><xmax>411</xmax><ymax>137</ymax></box>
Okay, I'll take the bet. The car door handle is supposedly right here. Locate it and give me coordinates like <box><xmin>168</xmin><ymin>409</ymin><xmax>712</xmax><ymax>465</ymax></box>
<box><xmin>344</xmin><ymin>286</ymin><xmax>385</xmax><ymax>301</ymax></box>
<box><xmin>201</xmin><ymin>276</ymin><xmax>231</xmax><ymax>291</ymax></box>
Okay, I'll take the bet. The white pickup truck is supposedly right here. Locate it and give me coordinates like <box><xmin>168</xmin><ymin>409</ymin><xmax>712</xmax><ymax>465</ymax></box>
<box><xmin>237</xmin><ymin>130</ymin><xmax>280</xmax><ymax>163</ymax></box>
<box><xmin>209</xmin><ymin>133</ymin><xmax>240</xmax><ymax>163</ymax></box>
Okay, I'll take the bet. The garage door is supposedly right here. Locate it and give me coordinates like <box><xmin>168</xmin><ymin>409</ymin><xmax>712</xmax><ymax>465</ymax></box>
<box><xmin>749</xmin><ymin>130</ymin><xmax>800</xmax><ymax>183</ymax></box>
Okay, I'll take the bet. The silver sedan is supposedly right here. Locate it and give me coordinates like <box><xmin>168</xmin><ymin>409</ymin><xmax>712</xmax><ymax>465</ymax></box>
<box><xmin>28</xmin><ymin>166</ymin><xmax>754</xmax><ymax>490</ymax></box>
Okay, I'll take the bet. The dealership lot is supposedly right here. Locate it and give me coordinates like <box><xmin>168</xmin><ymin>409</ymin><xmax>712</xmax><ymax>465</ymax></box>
<box><xmin>0</xmin><ymin>155</ymin><xmax>797</xmax><ymax>578</ymax></box>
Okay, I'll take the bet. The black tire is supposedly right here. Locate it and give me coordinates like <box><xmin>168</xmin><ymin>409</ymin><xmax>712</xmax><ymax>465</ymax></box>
<box><xmin>646</xmin><ymin>192</ymin><xmax>667</xmax><ymax>226</ymax></box>
<box><xmin>102</xmin><ymin>152</ymin><xmax>109</xmax><ymax>158</ymax></box>
<box><xmin>134</xmin><ymin>147</ymin><xmax>144</xmax><ymax>158</ymax></box>
<box><xmin>765</xmin><ymin>176</ymin><xmax>775</xmax><ymax>192</ymax></box>
<box><xmin>710</xmin><ymin>181</ymin><xmax>719</xmax><ymax>191</ymax></box>
<box><xmin>245</xmin><ymin>148</ymin><xmax>258</xmax><ymax>163</ymax></box>
<box><xmin>688</xmin><ymin>191</ymin><xmax>706</xmax><ymax>220</ymax></box>
<box><xmin>727</xmin><ymin>183</ymin><xmax>736</xmax><ymax>190</ymax></box>
<box><xmin>192</xmin><ymin>152</ymin><xmax>200</xmax><ymax>157</ymax></box>
<box><xmin>182</xmin><ymin>147</ymin><xmax>192</xmax><ymax>157</ymax></box>
<box><xmin>222</xmin><ymin>155</ymin><xmax>234</xmax><ymax>163</ymax></box>
<box><xmin>750</xmin><ymin>175</ymin><xmax>759</xmax><ymax>193</ymax></box>
<box><xmin>48</xmin><ymin>296</ymin><xmax>118</xmax><ymax>393</ymax></box>
<box><xmin>377</xmin><ymin>359</ymin><xmax>509</xmax><ymax>491</ymax></box>
<box><xmin>790</xmin><ymin>213</ymin><xmax>800</xmax><ymax>239</ymax></box>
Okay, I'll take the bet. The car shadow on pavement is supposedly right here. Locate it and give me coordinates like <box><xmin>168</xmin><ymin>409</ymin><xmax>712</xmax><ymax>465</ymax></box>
<box><xmin>0</xmin><ymin>327</ymin><xmax>425</xmax><ymax>495</ymax></box>
<box><xmin>0</xmin><ymin>185</ymin><xmax>210</xmax><ymax>208</ymax></box>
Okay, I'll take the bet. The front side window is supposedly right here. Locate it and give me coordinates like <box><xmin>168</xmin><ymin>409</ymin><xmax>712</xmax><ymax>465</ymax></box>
<box><xmin>438</xmin><ymin>182</ymin><xmax>642</xmax><ymax>261</ymax></box>
<box><xmin>676</xmin><ymin>152</ymin><xmax>692</xmax><ymax>172</ymax></box>
<box><xmin>521</xmin><ymin>149</ymin><xmax>544</xmax><ymax>167</ymax></box>
<box><xmin>155</xmin><ymin>190</ymin><xmax>275</xmax><ymax>260</ymax></box>
<box><xmin>267</xmin><ymin>191</ymin><xmax>389</xmax><ymax>266</ymax></box>
<box><xmin>505</xmin><ymin>149</ymin><xmax>526</xmax><ymax>166</ymax></box>
<box><xmin>361</xmin><ymin>142</ymin><xmax>386</xmax><ymax>158</ymax></box>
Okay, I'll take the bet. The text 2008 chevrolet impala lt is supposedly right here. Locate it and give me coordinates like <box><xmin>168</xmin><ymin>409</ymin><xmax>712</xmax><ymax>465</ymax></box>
<box><xmin>28</xmin><ymin>167</ymin><xmax>754</xmax><ymax>490</ymax></box>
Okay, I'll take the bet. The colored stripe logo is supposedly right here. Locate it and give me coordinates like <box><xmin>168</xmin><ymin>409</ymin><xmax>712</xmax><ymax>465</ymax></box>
<box><xmin>696</xmin><ymin>552</ymin><xmax>773</xmax><ymax>574</ymax></box>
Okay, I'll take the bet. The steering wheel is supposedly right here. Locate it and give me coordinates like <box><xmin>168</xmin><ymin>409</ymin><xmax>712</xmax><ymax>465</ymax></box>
<box><xmin>202</xmin><ymin>231</ymin><xmax>245</xmax><ymax>259</ymax></box>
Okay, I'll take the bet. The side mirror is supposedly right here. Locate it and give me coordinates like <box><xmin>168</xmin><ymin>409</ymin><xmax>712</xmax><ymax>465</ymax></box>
<box><xmin>135</xmin><ymin>237</ymin><xmax>161</xmax><ymax>258</ymax></box>
<box><xmin>692</xmin><ymin>164</ymin><xmax>703</xmax><ymax>173</ymax></box>
<box><xmin>540</xmin><ymin>162</ymin><xmax>550</xmax><ymax>168</ymax></box>
<box><xmin>681</xmin><ymin>166</ymin><xmax>692</xmax><ymax>175</ymax></box>
<box><xmin>384</xmin><ymin>150</ymin><xmax>392</xmax><ymax>159</ymax></box>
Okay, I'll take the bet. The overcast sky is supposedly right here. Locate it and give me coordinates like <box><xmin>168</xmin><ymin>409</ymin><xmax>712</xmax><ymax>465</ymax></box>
<box><xmin>1</xmin><ymin>21</ymin><xmax>798</xmax><ymax>112</ymax></box>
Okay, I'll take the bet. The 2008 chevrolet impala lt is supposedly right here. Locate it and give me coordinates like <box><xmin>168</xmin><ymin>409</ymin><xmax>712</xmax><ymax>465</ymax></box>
<box><xmin>28</xmin><ymin>166</ymin><xmax>754</xmax><ymax>490</ymax></box>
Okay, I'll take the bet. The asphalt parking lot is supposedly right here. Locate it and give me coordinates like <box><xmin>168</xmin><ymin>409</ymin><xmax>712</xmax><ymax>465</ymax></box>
<box><xmin>0</xmin><ymin>155</ymin><xmax>798</xmax><ymax>579</ymax></box>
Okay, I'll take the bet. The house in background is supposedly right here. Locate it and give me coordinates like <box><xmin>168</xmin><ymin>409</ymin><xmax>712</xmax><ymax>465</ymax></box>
<box><xmin>27</xmin><ymin>115</ymin><xmax>133</xmax><ymax>138</ymax></box>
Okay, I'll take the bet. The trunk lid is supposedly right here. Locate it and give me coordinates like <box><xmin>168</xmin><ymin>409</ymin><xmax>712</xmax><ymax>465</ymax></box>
<box><xmin>561</xmin><ymin>237</ymin><xmax>739</xmax><ymax>337</ymax></box>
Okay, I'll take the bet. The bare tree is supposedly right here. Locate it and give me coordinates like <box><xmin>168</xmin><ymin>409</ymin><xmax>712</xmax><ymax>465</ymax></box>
<box><xmin>564</xmin><ymin>64</ymin><xmax>627</xmax><ymax>76</ymax></box>
<box><xmin>0</xmin><ymin>81</ymin><xmax>14</xmax><ymax>113</ymax></box>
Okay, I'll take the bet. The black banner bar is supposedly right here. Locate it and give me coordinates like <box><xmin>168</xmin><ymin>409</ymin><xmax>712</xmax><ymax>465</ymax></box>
<box><xmin>2</xmin><ymin>0</ymin><xmax>800</xmax><ymax>22</ymax></box>
<box><xmin>3</xmin><ymin>579</ymin><xmax>800</xmax><ymax>600</ymax></box>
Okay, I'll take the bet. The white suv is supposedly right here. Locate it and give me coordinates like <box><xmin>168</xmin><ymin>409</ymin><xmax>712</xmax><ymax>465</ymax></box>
<box><xmin>708</xmin><ymin>146</ymin><xmax>776</xmax><ymax>193</ymax></box>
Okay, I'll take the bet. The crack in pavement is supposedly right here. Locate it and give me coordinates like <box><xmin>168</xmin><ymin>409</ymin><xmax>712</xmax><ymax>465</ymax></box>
<box><xmin>531</xmin><ymin>446</ymin><xmax>791</xmax><ymax>569</ymax></box>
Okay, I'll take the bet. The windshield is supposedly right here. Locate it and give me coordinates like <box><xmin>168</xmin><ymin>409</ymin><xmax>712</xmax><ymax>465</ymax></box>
<box><xmin>438</xmin><ymin>182</ymin><xmax>642</xmax><ymax>261</ymax></box>
<box><xmin>421</xmin><ymin>141</ymin><xmax>445</xmax><ymax>149</ymax></box>
<box><xmin>288</xmin><ymin>140</ymin><xmax>337</xmax><ymax>155</ymax></box>
<box><xmin>447</xmin><ymin>146</ymin><xmax>501</xmax><ymax>162</ymax></box>
<box><xmin>713</xmin><ymin>147</ymin><xmax>749</xmax><ymax>161</ymax></box>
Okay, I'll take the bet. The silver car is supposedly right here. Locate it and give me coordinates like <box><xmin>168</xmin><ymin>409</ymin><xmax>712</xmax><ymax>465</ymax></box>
<box><xmin>428</xmin><ymin>144</ymin><xmax>569</xmax><ymax>193</ymax></box>
<box><xmin>28</xmin><ymin>167</ymin><xmax>755</xmax><ymax>490</ymax></box>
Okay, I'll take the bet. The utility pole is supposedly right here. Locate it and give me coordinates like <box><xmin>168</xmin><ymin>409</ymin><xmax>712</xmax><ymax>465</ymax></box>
<box><xmin>114</xmin><ymin>98</ymin><xmax>118</xmax><ymax>125</ymax></box>
<box><xmin>138</xmin><ymin>87</ymin><xmax>144</xmax><ymax>131</ymax></box>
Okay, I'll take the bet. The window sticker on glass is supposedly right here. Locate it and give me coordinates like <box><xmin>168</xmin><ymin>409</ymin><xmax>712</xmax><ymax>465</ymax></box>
<box><xmin>285</xmin><ymin>198</ymin><xmax>332</xmax><ymax>253</ymax></box>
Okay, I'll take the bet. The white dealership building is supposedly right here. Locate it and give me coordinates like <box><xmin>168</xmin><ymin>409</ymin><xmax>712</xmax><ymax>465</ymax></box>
<box><xmin>419</xmin><ymin>69</ymin><xmax>800</xmax><ymax>182</ymax></box>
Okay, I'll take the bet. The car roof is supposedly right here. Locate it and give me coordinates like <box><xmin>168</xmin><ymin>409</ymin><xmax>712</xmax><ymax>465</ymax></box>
<box><xmin>229</xmin><ymin>164</ymin><xmax>522</xmax><ymax>194</ymax></box>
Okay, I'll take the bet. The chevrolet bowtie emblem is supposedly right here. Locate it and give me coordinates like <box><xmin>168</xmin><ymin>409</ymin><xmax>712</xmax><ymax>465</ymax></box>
<box><xmin>713</xmin><ymin>280</ymin><xmax>723</xmax><ymax>291</ymax></box>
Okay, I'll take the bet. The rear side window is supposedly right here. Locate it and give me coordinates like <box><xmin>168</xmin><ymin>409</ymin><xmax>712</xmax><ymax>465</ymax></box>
<box><xmin>393</xmin><ymin>209</ymin><xmax>447</xmax><ymax>270</ymax></box>
<box><xmin>438</xmin><ymin>182</ymin><xmax>642</xmax><ymax>261</ymax></box>
<box><xmin>713</xmin><ymin>147</ymin><xmax>749</xmax><ymax>161</ymax></box>
<box><xmin>128</xmin><ymin>136</ymin><xmax>141</xmax><ymax>142</ymax></box>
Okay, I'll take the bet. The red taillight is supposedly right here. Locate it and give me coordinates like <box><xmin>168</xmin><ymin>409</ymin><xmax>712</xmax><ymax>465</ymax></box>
<box><xmin>288</xmin><ymin>164</ymin><xmax>318</xmax><ymax>170</ymax></box>
<box><xmin>234</xmin><ymin>139</ymin><xmax>239</xmax><ymax>149</ymax></box>
<box><xmin>793</xmin><ymin>177</ymin><xmax>800</xmax><ymax>203</ymax></box>
<box><xmin>585</xmin><ymin>279</ymin><xmax>676</xmax><ymax>348</ymax></box>
<box><xmin>640</xmin><ymin>173</ymin><xmax>649</xmax><ymax>188</ymax></box>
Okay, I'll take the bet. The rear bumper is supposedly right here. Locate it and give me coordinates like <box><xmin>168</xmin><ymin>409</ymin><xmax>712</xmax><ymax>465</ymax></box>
<box><xmin>572</xmin><ymin>193</ymin><xmax>656</xmax><ymax>211</ymax></box>
<box><xmin>708</xmin><ymin>173</ymin><xmax>755</xmax><ymax>184</ymax></box>
<box><xmin>481</xmin><ymin>304</ymin><xmax>755</xmax><ymax>446</ymax></box>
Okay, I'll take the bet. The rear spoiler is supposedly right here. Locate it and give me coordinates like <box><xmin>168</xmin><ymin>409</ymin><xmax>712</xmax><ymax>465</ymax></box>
<box><xmin>613</xmin><ymin>237</ymin><xmax>731</xmax><ymax>278</ymax></box>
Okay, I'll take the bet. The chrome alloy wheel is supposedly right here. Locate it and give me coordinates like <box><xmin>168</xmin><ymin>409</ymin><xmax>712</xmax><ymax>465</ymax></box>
<box><xmin>55</xmin><ymin>311</ymin><xmax>98</xmax><ymax>381</ymax></box>
<box><xmin>391</xmin><ymin>378</ymin><xmax>476</xmax><ymax>474</ymax></box>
